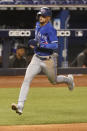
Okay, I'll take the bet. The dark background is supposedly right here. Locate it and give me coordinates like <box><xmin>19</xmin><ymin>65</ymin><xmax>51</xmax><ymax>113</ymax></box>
<box><xmin>0</xmin><ymin>9</ymin><xmax>87</xmax><ymax>66</ymax></box>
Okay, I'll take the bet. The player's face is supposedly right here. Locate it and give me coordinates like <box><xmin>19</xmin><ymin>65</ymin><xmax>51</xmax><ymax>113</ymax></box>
<box><xmin>39</xmin><ymin>15</ymin><xmax>46</xmax><ymax>23</ymax></box>
<box><xmin>39</xmin><ymin>15</ymin><xmax>51</xmax><ymax>26</ymax></box>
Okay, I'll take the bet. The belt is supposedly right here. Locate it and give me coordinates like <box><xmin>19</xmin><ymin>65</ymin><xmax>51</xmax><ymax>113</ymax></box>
<box><xmin>36</xmin><ymin>55</ymin><xmax>51</xmax><ymax>60</ymax></box>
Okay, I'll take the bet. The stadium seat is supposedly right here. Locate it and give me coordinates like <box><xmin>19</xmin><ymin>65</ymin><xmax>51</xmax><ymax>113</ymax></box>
<box><xmin>50</xmin><ymin>0</ymin><xmax>57</xmax><ymax>5</ymax></box>
<box><xmin>83</xmin><ymin>0</ymin><xmax>87</xmax><ymax>4</ymax></box>
<box><xmin>55</xmin><ymin>0</ymin><xmax>87</xmax><ymax>5</ymax></box>
<box><xmin>0</xmin><ymin>0</ymin><xmax>87</xmax><ymax>5</ymax></box>
<box><xmin>56</xmin><ymin>0</ymin><xmax>66</xmax><ymax>5</ymax></box>
<box><xmin>40</xmin><ymin>0</ymin><xmax>49</xmax><ymax>5</ymax></box>
<box><xmin>32</xmin><ymin>0</ymin><xmax>42</xmax><ymax>5</ymax></box>
<box><xmin>15</xmin><ymin>0</ymin><xmax>33</xmax><ymax>5</ymax></box>
<box><xmin>0</xmin><ymin>0</ymin><xmax>15</xmax><ymax>5</ymax></box>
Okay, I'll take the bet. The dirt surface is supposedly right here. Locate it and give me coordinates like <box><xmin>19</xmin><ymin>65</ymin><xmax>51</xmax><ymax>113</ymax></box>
<box><xmin>0</xmin><ymin>74</ymin><xmax>87</xmax><ymax>88</ymax></box>
<box><xmin>0</xmin><ymin>75</ymin><xmax>87</xmax><ymax>131</ymax></box>
<box><xmin>0</xmin><ymin>123</ymin><xmax>87</xmax><ymax>131</ymax></box>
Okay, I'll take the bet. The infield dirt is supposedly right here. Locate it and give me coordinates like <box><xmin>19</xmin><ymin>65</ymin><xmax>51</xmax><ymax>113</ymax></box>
<box><xmin>0</xmin><ymin>74</ymin><xmax>87</xmax><ymax>88</ymax></box>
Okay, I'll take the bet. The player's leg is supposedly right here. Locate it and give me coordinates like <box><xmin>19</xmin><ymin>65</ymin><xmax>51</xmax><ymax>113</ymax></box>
<box><xmin>12</xmin><ymin>55</ymin><xmax>41</xmax><ymax>115</ymax></box>
<box><xmin>56</xmin><ymin>74</ymin><xmax>74</xmax><ymax>91</ymax></box>
<box><xmin>41</xmin><ymin>55</ymin><xmax>57</xmax><ymax>84</ymax></box>
<box><xmin>41</xmin><ymin>55</ymin><xmax>74</xmax><ymax>90</ymax></box>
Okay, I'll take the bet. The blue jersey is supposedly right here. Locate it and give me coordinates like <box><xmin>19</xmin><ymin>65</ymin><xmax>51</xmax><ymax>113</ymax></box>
<box><xmin>34</xmin><ymin>21</ymin><xmax>58</xmax><ymax>56</ymax></box>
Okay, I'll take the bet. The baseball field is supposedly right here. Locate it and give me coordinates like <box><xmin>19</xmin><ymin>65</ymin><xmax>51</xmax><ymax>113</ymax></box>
<box><xmin>0</xmin><ymin>75</ymin><xmax>87</xmax><ymax>131</ymax></box>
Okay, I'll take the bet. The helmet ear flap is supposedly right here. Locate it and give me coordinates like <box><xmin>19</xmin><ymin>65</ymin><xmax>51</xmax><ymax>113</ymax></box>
<box><xmin>36</xmin><ymin>13</ymin><xmax>41</xmax><ymax>20</ymax></box>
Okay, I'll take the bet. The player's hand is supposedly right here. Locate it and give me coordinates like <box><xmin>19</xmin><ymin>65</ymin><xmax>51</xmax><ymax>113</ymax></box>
<box><xmin>28</xmin><ymin>39</ymin><xmax>38</xmax><ymax>47</ymax></box>
<box><xmin>30</xmin><ymin>45</ymin><xmax>35</xmax><ymax>49</ymax></box>
<box><xmin>28</xmin><ymin>39</ymin><xmax>45</xmax><ymax>48</ymax></box>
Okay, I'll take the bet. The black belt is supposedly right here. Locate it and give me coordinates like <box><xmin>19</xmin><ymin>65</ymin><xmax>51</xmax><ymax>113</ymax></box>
<box><xmin>36</xmin><ymin>55</ymin><xmax>51</xmax><ymax>60</ymax></box>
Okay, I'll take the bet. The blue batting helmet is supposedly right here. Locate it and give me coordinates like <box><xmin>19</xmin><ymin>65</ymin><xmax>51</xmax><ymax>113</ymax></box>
<box><xmin>37</xmin><ymin>7</ymin><xmax>52</xmax><ymax>17</ymax></box>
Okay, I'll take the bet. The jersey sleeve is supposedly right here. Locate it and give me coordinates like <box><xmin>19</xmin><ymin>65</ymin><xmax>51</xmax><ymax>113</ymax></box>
<box><xmin>35</xmin><ymin>22</ymin><xmax>40</xmax><ymax>40</ymax></box>
<box><xmin>40</xmin><ymin>27</ymin><xmax>58</xmax><ymax>50</ymax></box>
<box><xmin>48</xmin><ymin>27</ymin><xmax>58</xmax><ymax>44</ymax></box>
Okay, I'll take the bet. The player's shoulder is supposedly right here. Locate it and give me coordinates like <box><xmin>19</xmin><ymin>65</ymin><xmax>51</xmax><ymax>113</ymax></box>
<box><xmin>47</xmin><ymin>22</ymin><xmax>56</xmax><ymax>33</ymax></box>
<box><xmin>36</xmin><ymin>22</ymin><xmax>40</xmax><ymax>28</ymax></box>
<box><xmin>47</xmin><ymin>22</ymin><xmax>53</xmax><ymax>28</ymax></box>
<box><xmin>48</xmin><ymin>22</ymin><xmax>55</xmax><ymax>29</ymax></box>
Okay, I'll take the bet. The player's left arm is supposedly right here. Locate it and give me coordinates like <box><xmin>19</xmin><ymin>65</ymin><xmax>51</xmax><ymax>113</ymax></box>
<box><xmin>40</xmin><ymin>29</ymin><xmax>58</xmax><ymax>50</ymax></box>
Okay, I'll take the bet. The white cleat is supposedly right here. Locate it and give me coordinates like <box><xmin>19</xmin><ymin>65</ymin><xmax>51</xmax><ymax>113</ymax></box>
<box><xmin>68</xmin><ymin>74</ymin><xmax>75</xmax><ymax>91</ymax></box>
<box><xmin>11</xmin><ymin>103</ymin><xmax>23</xmax><ymax>115</ymax></box>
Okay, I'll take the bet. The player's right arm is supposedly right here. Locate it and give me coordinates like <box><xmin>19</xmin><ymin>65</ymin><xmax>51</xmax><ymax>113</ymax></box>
<box><xmin>28</xmin><ymin>39</ymin><xmax>38</xmax><ymax>48</ymax></box>
<box><xmin>28</xmin><ymin>22</ymin><xmax>39</xmax><ymax>49</ymax></box>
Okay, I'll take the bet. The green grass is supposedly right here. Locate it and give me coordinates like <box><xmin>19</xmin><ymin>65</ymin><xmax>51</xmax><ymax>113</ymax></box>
<box><xmin>0</xmin><ymin>87</ymin><xmax>87</xmax><ymax>125</ymax></box>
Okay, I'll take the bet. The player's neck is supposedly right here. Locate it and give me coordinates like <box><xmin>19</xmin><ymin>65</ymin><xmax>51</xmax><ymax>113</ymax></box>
<box><xmin>40</xmin><ymin>21</ymin><xmax>49</xmax><ymax>26</ymax></box>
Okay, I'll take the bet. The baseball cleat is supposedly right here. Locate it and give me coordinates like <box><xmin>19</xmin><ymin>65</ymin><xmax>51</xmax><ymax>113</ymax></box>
<box><xmin>11</xmin><ymin>103</ymin><xmax>23</xmax><ymax>115</ymax></box>
<box><xmin>67</xmin><ymin>74</ymin><xmax>75</xmax><ymax>91</ymax></box>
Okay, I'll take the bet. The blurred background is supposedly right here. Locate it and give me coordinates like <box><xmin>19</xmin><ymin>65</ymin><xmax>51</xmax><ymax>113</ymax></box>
<box><xmin>0</xmin><ymin>0</ymin><xmax>87</xmax><ymax>71</ymax></box>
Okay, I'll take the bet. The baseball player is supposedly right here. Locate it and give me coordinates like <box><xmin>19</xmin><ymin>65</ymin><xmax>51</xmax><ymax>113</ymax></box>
<box><xmin>11</xmin><ymin>7</ymin><xmax>74</xmax><ymax>115</ymax></box>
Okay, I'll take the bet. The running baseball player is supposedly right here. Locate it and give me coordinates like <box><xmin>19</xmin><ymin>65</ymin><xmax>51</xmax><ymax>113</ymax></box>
<box><xmin>11</xmin><ymin>7</ymin><xmax>74</xmax><ymax>115</ymax></box>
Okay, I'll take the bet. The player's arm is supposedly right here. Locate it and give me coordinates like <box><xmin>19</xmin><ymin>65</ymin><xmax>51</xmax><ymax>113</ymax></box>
<box><xmin>39</xmin><ymin>29</ymin><xmax>58</xmax><ymax>50</ymax></box>
<box><xmin>28</xmin><ymin>22</ymin><xmax>39</xmax><ymax>48</ymax></box>
<box><xmin>28</xmin><ymin>39</ymin><xmax>38</xmax><ymax>49</ymax></box>
<box><xmin>40</xmin><ymin>41</ymin><xmax>58</xmax><ymax>50</ymax></box>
